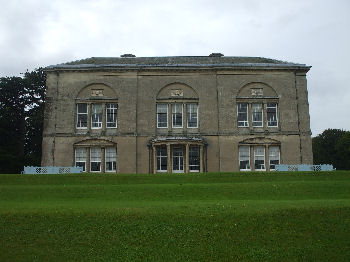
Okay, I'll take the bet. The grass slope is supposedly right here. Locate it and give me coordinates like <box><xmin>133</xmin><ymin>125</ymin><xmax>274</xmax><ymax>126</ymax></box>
<box><xmin>0</xmin><ymin>172</ymin><xmax>350</xmax><ymax>261</ymax></box>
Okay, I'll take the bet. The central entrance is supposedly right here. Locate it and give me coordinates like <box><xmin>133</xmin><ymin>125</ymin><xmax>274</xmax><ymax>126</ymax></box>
<box><xmin>172</xmin><ymin>147</ymin><xmax>184</xmax><ymax>173</ymax></box>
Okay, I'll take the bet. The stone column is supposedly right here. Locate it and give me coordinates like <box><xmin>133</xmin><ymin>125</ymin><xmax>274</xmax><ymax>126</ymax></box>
<box><xmin>185</xmin><ymin>143</ymin><xmax>189</xmax><ymax>173</ymax></box>
<box><xmin>200</xmin><ymin>145</ymin><xmax>204</xmax><ymax>173</ymax></box>
<box><xmin>101</xmin><ymin>147</ymin><xmax>105</xmax><ymax>173</ymax></box>
<box><xmin>153</xmin><ymin>145</ymin><xmax>157</xmax><ymax>174</ymax></box>
<box><xmin>167</xmin><ymin>144</ymin><xmax>171</xmax><ymax>173</ymax></box>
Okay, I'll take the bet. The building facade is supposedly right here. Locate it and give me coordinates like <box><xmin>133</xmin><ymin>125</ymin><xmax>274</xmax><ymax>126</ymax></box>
<box><xmin>42</xmin><ymin>54</ymin><xmax>313</xmax><ymax>173</ymax></box>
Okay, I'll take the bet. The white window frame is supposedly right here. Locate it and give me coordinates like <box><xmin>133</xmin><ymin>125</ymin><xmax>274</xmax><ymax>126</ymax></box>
<box><xmin>75</xmin><ymin>147</ymin><xmax>87</xmax><ymax>172</ymax></box>
<box><xmin>157</xmin><ymin>104</ymin><xmax>168</xmax><ymax>128</ymax></box>
<box><xmin>90</xmin><ymin>147</ymin><xmax>101</xmax><ymax>172</ymax></box>
<box><xmin>237</xmin><ymin>103</ymin><xmax>249</xmax><ymax>127</ymax></box>
<box><xmin>269</xmin><ymin>146</ymin><xmax>280</xmax><ymax>171</ymax></box>
<box><xmin>252</xmin><ymin>103</ymin><xmax>263</xmax><ymax>127</ymax></box>
<box><xmin>106</xmin><ymin>103</ymin><xmax>118</xmax><ymax>128</ymax></box>
<box><xmin>156</xmin><ymin>146</ymin><xmax>168</xmax><ymax>172</ymax></box>
<box><xmin>91</xmin><ymin>104</ymin><xmax>103</xmax><ymax>129</ymax></box>
<box><xmin>76</xmin><ymin>103</ymin><xmax>88</xmax><ymax>129</ymax></box>
<box><xmin>267</xmin><ymin>103</ymin><xmax>278</xmax><ymax>127</ymax></box>
<box><xmin>254</xmin><ymin>146</ymin><xmax>266</xmax><ymax>171</ymax></box>
<box><xmin>172</xmin><ymin>103</ymin><xmax>183</xmax><ymax>128</ymax></box>
<box><xmin>105</xmin><ymin>147</ymin><xmax>117</xmax><ymax>172</ymax></box>
<box><xmin>239</xmin><ymin>146</ymin><xmax>251</xmax><ymax>171</ymax></box>
<box><xmin>187</xmin><ymin>103</ymin><xmax>198</xmax><ymax>128</ymax></box>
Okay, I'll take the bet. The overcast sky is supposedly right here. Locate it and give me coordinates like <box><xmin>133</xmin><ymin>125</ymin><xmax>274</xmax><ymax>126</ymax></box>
<box><xmin>1</xmin><ymin>0</ymin><xmax>349</xmax><ymax>136</ymax></box>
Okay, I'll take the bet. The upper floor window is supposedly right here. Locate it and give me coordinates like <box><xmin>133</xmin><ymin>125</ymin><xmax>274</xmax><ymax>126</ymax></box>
<box><xmin>77</xmin><ymin>104</ymin><xmax>88</xmax><ymax>129</ymax></box>
<box><xmin>172</xmin><ymin>104</ymin><xmax>183</xmax><ymax>128</ymax></box>
<box><xmin>252</xmin><ymin>103</ymin><xmax>263</xmax><ymax>127</ymax></box>
<box><xmin>267</xmin><ymin>103</ymin><xmax>278</xmax><ymax>127</ymax></box>
<box><xmin>157</xmin><ymin>104</ymin><xmax>168</xmax><ymax>128</ymax></box>
<box><xmin>237</xmin><ymin>103</ymin><xmax>248</xmax><ymax>127</ymax></box>
<box><xmin>187</xmin><ymin>103</ymin><xmax>198</xmax><ymax>128</ymax></box>
<box><xmin>91</xmin><ymin>104</ymin><xmax>103</xmax><ymax>129</ymax></box>
<box><xmin>106</xmin><ymin>103</ymin><xmax>118</xmax><ymax>128</ymax></box>
<box><xmin>76</xmin><ymin>102</ymin><xmax>118</xmax><ymax>130</ymax></box>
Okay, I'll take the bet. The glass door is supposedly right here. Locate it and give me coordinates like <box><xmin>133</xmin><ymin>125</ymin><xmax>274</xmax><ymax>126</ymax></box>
<box><xmin>172</xmin><ymin>147</ymin><xmax>184</xmax><ymax>173</ymax></box>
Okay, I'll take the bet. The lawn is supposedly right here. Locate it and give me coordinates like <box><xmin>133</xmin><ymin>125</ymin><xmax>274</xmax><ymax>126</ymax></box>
<box><xmin>0</xmin><ymin>172</ymin><xmax>350</xmax><ymax>261</ymax></box>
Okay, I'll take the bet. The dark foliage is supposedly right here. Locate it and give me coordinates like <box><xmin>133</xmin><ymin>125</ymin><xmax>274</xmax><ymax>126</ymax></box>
<box><xmin>313</xmin><ymin>129</ymin><xmax>350</xmax><ymax>170</ymax></box>
<box><xmin>0</xmin><ymin>69</ymin><xmax>46</xmax><ymax>173</ymax></box>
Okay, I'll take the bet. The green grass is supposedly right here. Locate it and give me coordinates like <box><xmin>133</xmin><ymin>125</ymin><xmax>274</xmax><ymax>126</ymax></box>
<box><xmin>0</xmin><ymin>172</ymin><xmax>350</xmax><ymax>261</ymax></box>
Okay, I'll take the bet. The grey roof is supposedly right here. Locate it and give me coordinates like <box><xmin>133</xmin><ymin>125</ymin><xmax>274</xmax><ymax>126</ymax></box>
<box><xmin>46</xmin><ymin>56</ymin><xmax>310</xmax><ymax>71</ymax></box>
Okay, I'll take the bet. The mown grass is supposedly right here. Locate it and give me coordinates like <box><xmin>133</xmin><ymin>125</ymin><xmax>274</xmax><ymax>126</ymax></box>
<box><xmin>0</xmin><ymin>171</ymin><xmax>350</xmax><ymax>261</ymax></box>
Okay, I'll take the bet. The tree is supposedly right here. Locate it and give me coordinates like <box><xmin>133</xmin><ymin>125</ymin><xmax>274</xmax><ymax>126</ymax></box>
<box><xmin>335</xmin><ymin>132</ymin><xmax>350</xmax><ymax>170</ymax></box>
<box><xmin>0</xmin><ymin>69</ymin><xmax>46</xmax><ymax>173</ymax></box>
<box><xmin>312</xmin><ymin>129</ymin><xmax>350</xmax><ymax>170</ymax></box>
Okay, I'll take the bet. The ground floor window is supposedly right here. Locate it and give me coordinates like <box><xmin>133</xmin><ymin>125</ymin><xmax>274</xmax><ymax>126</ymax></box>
<box><xmin>156</xmin><ymin>146</ymin><xmax>167</xmax><ymax>172</ymax></box>
<box><xmin>189</xmin><ymin>146</ymin><xmax>200</xmax><ymax>172</ymax></box>
<box><xmin>239</xmin><ymin>146</ymin><xmax>250</xmax><ymax>171</ymax></box>
<box><xmin>75</xmin><ymin>146</ymin><xmax>117</xmax><ymax>173</ymax></box>
<box><xmin>75</xmin><ymin>147</ymin><xmax>87</xmax><ymax>171</ymax></box>
<box><xmin>239</xmin><ymin>145</ymin><xmax>280</xmax><ymax>171</ymax></box>
<box><xmin>105</xmin><ymin>147</ymin><xmax>117</xmax><ymax>172</ymax></box>
<box><xmin>269</xmin><ymin>146</ymin><xmax>280</xmax><ymax>170</ymax></box>
<box><xmin>254</xmin><ymin>146</ymin><xmax>266</xmax><ymax>171</ymax></box>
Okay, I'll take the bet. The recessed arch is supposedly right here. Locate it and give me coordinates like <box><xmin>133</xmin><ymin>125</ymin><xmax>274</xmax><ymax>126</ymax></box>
<box><xmin>77</xmin><ymin>83</ymin><xmax>117</xmax><ymax>99</ymax></box>
<box><xmin>236</xmin><ymin>82</ymin><xmax>278</xmax><ymax>97</ymax></box>
<box><xmin>157</xmin><ymin>82</ymin><xmax>198</xmax><ymax>100</ymax></box>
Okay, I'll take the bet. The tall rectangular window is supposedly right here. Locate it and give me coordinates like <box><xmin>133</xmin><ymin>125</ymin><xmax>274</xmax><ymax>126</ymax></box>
<box><xmin>267</xmin><ymin>103</ymin><xmax>278</xmax><ymax>127</ymax></box>
<box><xmin>239</xmin><ymin>146</ymin><xmax>250</xmax><ymax>171</ymax></box>
<box><xmin>90</xmin><ymin>147</ymin><xmax>101</xmax><ymax>172</ymax></box>
<box><xmin>105</xmin><ymin>147</ymin><xmax>117</xmax><ymax>172</ymax></box>
<box><xmin>77</xmin><ymin>103</ymin><xmax>88</xmax><ymax>129</ymax></box>
<box><xmin>91</xmin><ymin>104</ymin><xmax>102</xmax><ymax>129</ymax></box>
<box><xmin>172</xmin><ymin>104</ymin><xmax>183</xmax><ymax>128</ymax></box>
<box><xmin>157</xmin><ymin>104</ymin><xmax>168</xmax><ymax>128</ymax></box>
<box><xmin>189</xmin><ymin>146</ymin><xmax>200</xmax><ymax>172</ymax></box>
<box><xmin>187</xmin><ymin>103</ymin><xmax>198</xmax><ymax>128</ymax></box>
<box><xmin>252</xmin><ymin>103</ymin><xmax>263</xmax><ymax>127</ymax></box>
<box><xmin>106</xmin><ymin>103</ymin><xmax>118</xmax><ymax>128</ymax></box>
<box><xmin>237</xmin><ymin>103</ymin><xmax>248</xmax><ymax>127</ymax></box>
<box><xmin>75</xmin><ymin>148</ymin><xmax>87</xmax><ymax>172</ymax></box>
<box><xmin>156</xmin><ymin>146</ymin><xmax>167</xmax><ymax>172</ymax></box>
<box><xmin>254</xmin><ymin>146</ymin><xmax>265</xmax><ymax>171</ymax></box>
<box><xmin>269</xmin><ymin>146</ymin><xmax>280</xmax><ymax>170</ymax></box>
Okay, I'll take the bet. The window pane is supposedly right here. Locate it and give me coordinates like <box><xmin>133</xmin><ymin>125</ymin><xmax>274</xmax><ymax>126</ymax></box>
<box><xmin>106</xmin><ymin>147</ymin><xmax>116</xmax><ymax>171</ymax></box>
<box><xmin>254</xmin><ymin>146</ymin><xmax>265</xmax><ymax>170</ymax></box>
<box><xmin>187</xmin><ymin>104</ymin><xmax>198</xmax><ymax>128</ymax></box>
<box><xmin>156</xmin><ymin>146</ymin><xmax>167</xmax><ymax>171</ymax></box>
<box><xmin>237</xmin><ymin>103</ymin><xmax>248</xmax><ymax>127</ymax></box>
<box><xmin>239</xmin><ymin>146</ymin><xmax>250</xmax><ymax>170</ymax></box>
<box><xmin>157</xmin><ymin>104</ymin><xmax>168</xmax><ymax>128</ymax></box>
<box><xmin>75</xmin><ymin>148</ymin><xmax>86</xmax><ymax>172</ymax></box>
<box><xmin>189</xmin><ymin>146</ymin><xmax>200</xmax><ymax>171</ymax></box>
<box><xmin>267</xmin><ymin>103</ymin><xmax>278</xmax><ymax>127</ymax></box>
<box><xmin>172</xmin><ymin>104</ymin><xmax>183</xmax><ymax>128</ymax></box>
<box><xmin>91</xmin><ymin>104</ymin><xmax>102</xmax><ymax>128</ymax></box>
<box><xmin>269</xmin><ymin>146</ymin><xmax>280</xmax><ymax>170</ymax></box>
<box><xmin>106</xmin><ymin>103</ymin><xmax>117</xmax><ymax>128</ymax></box>
<box><xmin>77</xmin><ymin>104</ymin><xmax>88</xmax><ymax>128</ymax></box>
<box><xmin>252</xmin><ymin>104</ymin><xmax>263</xmax><ymax>127</ymax></box>
<box><xmin>90</xmin><ymin>147</ymin><xmax>101</xmax><ymax>172</ymax></box>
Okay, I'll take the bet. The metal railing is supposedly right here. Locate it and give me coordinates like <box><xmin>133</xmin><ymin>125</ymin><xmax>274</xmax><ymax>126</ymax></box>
<box><xmin>275</xmin><ymin>164</ymin><xmax>335</xmax><ymax>172</ymax></box>
<box><xmin>22</xmin><ymin>166</ymin><xmax>83</xmax><ymax>174</ymax></box>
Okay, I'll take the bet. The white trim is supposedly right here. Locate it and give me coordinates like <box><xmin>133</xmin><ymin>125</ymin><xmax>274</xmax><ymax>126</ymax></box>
<box><xmin>91</xmin><ymin>104</ymin><xmax>103</xmax><ymax>129</ymax></box>
<box><xmin>237</xmin><ymin>103</ymin><xmax>249</xmax><ymax>127</ymax></box>
<box><xmin>252</xmin><ymin>103</ymin><xmax>263</xmax><ymax>127</ymax></box>
<box><xmin>254</xmin><ymin>146</ymin><xmax>266</xmax><ymax>171</ymax></box>
<box><xmin>187</xmin><ymin>103</ymin><xmax>198</xmax><ymax>128</ymax></box>
<box><xmin>267</xmin><ymin>103</ymin><xmax>278</xmax><ymax>127</ymax></box>
<box><xmin>106</xmin><ymin>103</ymin><xmax>118</xmax><ymax>129</ymax></box>
<box><xmin>239</xmin><ymin>146</ymin><xmax>251</xmax><ymax>171</ymax></box>
<box><xmin>172</xmin><ymin>103</ymin><xmax>183</xmax><ymax>128</ymax></box>
<box><xmin>76</xmin><ymin>103</ymin><xmax>88</xmax><ymax>129</ymax></box>
<box><xmin>105</xmin><ymin>147</ymin><xmax>116</xmax><ymax>172</ymax></box>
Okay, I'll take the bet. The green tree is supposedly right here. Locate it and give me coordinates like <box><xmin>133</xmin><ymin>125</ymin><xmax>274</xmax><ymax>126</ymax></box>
<box><xmin>312</xmin><ymin>129</ymin><xmax>349</xmax><ymax>170</ymax></box>
<box><xmin>336</xmin><ymin>132</ymin><xmax>350</xmax><ymax>170</ymax></box>
<box><xmin>0</xmin><ymin>69</ymin><xmax>46</xmax><ymax>173</ymax></box>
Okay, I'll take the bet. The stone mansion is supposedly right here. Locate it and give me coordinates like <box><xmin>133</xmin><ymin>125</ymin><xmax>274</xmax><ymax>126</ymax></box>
<box><xmin>41</xmin><ymin>54</ymin><xmax>313</xmax><ymax>173</ymax></box>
